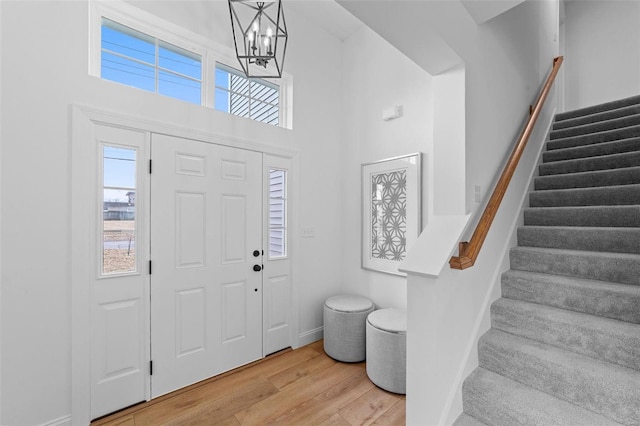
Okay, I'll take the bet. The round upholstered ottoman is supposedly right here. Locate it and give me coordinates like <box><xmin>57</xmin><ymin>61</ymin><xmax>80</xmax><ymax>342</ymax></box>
<box><xmin>366</xmin><ymin>308</ymin><xmax>407</xmax><ymax>394</ymax></box>
<box><xmin>323</xmin><ymin>294</ymin><xmax>375</xmax><ymax>362</ymax></box>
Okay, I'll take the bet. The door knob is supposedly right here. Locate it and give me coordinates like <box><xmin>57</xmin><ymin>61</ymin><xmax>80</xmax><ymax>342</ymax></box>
<box><xmin>253</xmin><ymin>264</ymin><xmax>262</xmax><ymax>272</ymax></box>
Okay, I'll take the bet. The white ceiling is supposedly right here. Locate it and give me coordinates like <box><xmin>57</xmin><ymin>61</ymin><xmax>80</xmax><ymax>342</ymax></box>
<box><xmin>285</xmin><ymin>0</ymin><xmax>364</xmax><ymax>41</ymax></box>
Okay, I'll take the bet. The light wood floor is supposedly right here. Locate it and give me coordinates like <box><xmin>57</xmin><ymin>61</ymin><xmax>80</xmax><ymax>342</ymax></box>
<box><xmin>92</xmin><ymin>340</ymin><xmax>406</xmax><ymax>426</ymax></box>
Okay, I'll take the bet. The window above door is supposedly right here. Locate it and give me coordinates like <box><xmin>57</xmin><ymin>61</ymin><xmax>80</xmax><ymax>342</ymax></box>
<box><xmin>89</xmin><ymin>1</ymin><xmax>293</xmax><ymax>129</ymax></box>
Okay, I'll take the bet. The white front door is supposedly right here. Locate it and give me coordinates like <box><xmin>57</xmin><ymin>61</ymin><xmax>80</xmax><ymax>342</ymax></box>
<box><xmin>150</xmin><ymin>133</ymin><xmax>263</xmax><ymax>397</ymax></box>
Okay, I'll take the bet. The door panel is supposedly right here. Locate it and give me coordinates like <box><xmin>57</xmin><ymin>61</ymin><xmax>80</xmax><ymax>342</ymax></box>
<box><xmin>91</xmin><ymin>124</ymin><xmax>148</xmax><ymax>420</ymax></box>
<box><xmin>151</xmin><ymin>134</ymin><xmax>262</xmax><ymax>397</ymax></box>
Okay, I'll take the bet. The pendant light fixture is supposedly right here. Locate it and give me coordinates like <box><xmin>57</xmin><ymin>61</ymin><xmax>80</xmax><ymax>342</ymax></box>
<box><xmin>228</xmin><ymin>0</ymin><xmax>288</xmax><ymax>78</ymax></box>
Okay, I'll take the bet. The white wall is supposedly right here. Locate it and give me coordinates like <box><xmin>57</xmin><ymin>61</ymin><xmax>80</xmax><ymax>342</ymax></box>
<box><xmin>564</xmin><ymin>0</ymin><xmax>640</xmax><ymax>110</ymax></box>
<box><xmin>0</xmin><ymin>1</ymin><xmax>345</xmax><ymax>424</ymax></box>
<box><xmin>340</xmin><ymin>26</ymin><xmax>433</xmax><ymax>309</ymax></box>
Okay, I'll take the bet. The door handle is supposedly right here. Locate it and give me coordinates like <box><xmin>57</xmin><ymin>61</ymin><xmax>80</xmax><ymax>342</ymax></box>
<box><xmin>253</xmin><ymin>264</ymin><xmax>262</xmax><ymax>272</ymax></box>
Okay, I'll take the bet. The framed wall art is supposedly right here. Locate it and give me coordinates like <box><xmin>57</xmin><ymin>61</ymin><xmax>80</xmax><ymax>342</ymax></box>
<box><xmin>361</xmin><ymin>153</ymin><xmax>422</xmax><ymax>276</ymax></box>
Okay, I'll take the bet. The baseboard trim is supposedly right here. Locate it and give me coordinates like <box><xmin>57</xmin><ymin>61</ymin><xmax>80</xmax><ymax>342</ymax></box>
<box><xmin>40</xmin><ymin>415</ymin><xmax>72</xmax><ymax>426</ymax></box>
<box><xmin>298</xmin><ymin>326</ymin><xmax>323</xmax><ymax>347</ymax></box>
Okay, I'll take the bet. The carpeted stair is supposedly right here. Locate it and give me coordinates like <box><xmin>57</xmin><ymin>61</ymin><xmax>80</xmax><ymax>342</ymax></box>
<box><xmin>454</xmin><ymin>95</ymin><xmax>640</xmax><ymax>426</ymax></box>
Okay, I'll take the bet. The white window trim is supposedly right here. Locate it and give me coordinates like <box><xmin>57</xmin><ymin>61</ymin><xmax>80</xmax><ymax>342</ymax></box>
<box><xmin>89</xmin><ymin>0</ymin><xmax>293</xmax><ymax>129</ymax></box>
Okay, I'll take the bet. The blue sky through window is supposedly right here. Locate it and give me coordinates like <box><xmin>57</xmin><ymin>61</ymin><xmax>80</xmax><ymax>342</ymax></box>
<box><xmin>101</xmin><ymin>19</ymin><xmax>202</xmax><ymax>105</ymax></box>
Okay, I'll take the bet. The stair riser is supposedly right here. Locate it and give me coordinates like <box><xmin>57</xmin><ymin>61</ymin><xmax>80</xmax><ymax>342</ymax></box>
<box><xmin>523</xmin><ymin>206</ymin><xmax>640</xmax><ymax>227</ymax></box>
<box><xmin>502</xmin><ymin>270</ymin><xmax>640</xmax><ymax>324</ymax></box>
<box><xmin>479</xmin><ymin>331</ymin><xmax>640</xmax><ymax>425</ymax></box>
<box><xmin>550</xmin><ymin>114</ymin><xmax>640</xmax><ymax>140</ymax></box>
<box><xmin>543</xmin><ymin>138</ymin><xmax>640</xmax><ymax>162</ymax></box>
<box><xmin>529</xmin><ymin>185</ymin><xmax>640</xmax><ymax>208</ymax></box>
<box><xmin>491</xmin><ymin>299</ymin><xmax>640</xmax><ymax>371</ymax></box>
<box><xmin>539</xmin><ymin>151</ymin><xmax>640</xmax><ymax>175</ymax></box>
<box><xmin>510</xmin><ymin>247</ymin><xmax>640</xmax><ymax>285</ymax></box>
<box><xmin>547</xmin><ymin>125</ymin><xmax>640</xmax><ymax>150</ymax></box>
<box><xmin>462</xmin><ymin>368</ymin><xmax>620</xmax><ymax>426</ymax></box>
<box><xmin>517</xmin><ymin>226</ymin><xmax>640</xmax><ymax>254</ymax></box>
<box><xmin>553</xmin><ymin>104</ymin><xmax>640</xmax><ymax>130</ymax></box>
<box><xmin>555</xmin><ymin>95</ymin><xmax>640</xmax><ymax>121</ymax></box>
<box><xmin>534</xmin><ymin>167</ymin><xmax>640</xmax><ymax>190</ymax></box>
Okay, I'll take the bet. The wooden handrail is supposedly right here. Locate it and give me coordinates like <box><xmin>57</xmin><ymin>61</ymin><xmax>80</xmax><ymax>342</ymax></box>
<box><xmin>450</xmin><ymin>56</ymin><xmax>564</xmax><ymax>270</ymax></box>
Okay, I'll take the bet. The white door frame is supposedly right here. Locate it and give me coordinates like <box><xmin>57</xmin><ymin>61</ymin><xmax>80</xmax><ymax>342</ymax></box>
<box><xmin>71</xmin><ymin>105</ymin><xmax>299</xmax><ymax>425</ymax></box>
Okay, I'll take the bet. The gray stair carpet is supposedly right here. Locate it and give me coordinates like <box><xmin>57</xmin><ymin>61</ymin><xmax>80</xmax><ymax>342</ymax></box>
<box><xmin>455</xmin><ymin>95</ymin><xmax>640</xmax><ymax>426</ymax></box>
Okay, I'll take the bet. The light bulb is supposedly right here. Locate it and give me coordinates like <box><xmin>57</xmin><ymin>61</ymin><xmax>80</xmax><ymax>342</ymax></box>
<box><xmin>252</xmin><ymin>21</ymin><xmax>259</xmax><ymax>33</ymax></box>
<box><xmin>266</xmin><ymin>26</ymin><xmax>273</xmax><ymax>37</ymax></box>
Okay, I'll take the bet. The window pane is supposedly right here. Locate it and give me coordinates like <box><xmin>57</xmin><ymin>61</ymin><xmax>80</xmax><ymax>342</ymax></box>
<box><xmin>102</xmin><ymin>19</ymin><xmax>155</xmax><ymax>65</ymax></box>
<box><xmin>159</xmin><ymin>41</ymin><xmax>202</xmax><ymax>80</ymax></box>
<box><xmin>216</xmin><ymin>63</ymin><xmax>280</xmax><ymax>127</ymax></box>
<box><xmin>215</xmin><ymin>68</ymin><xmax>230</xmax><ymax>90</ymax></box>
<box><xmin>100</xmin><ymin>18</ymin><xmax>203</xmax><ymax>106</ymax></box>
<box><xmin>269</xmin><ymin>169</ymin><xmax>286</xmax><ymax>258</ymax></box>
<box><xmin>250</xmin><ymin>80</ymin><xmax>279</xmax><ymax>104</ymax></box>
<box><xmin>269</xmin><ymin>228</ymin><xmax>285</xmax><ymax>258</ymax></box>
<box><xmin>104</xmin><ymin>146</ymin><xmax>136</xmax><ymax>188</ymax></box>
<box><xmin>230</xmin><ymin>73</ymin><xmax>250</xmax><ymax>96</ymax></box>
<box><xmin>230</xmin><ymin>93</ymin><xmax>250</xmax><ymax>118</ymax></box>
<box><xmin>251</xmin><ymin>100</ymin><xmax>279</xmax><ymax>125</ymax></box>
<box><xmin>159</xmin><ymin>70</ymin><xmax>201</xmax><ymax>104</ymax></box>
<box><xmin>215</xmin><ymin>88</ymin><xmax>230</xmax><ymax>112</ymax></box>
<box><xmin>103</xmin><ymin>146</ymin><xmax>136</xmax><ymax>275</ymax></box>
<box><xmin>101</xmin><ymin>51</ymin><xmax>155</xmax><ymax>93</ymax></box>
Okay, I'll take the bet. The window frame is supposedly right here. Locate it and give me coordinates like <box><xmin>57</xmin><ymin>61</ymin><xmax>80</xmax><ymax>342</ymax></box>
<box><xmin>89</xmin><ymin>1</ymin><xmax>293</xmax><ymax>129</ymax></box>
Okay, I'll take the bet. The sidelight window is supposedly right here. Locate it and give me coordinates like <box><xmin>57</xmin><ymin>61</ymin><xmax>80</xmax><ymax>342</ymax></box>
<box><xmin>102</xmin><ymin>145</ymin><xmax>137</xmax><ymax>274</ymax></box>
<box><xmin>268</xmin><ymin>169</ymin><xmax>287</xmax><ymax>258</ymax></box>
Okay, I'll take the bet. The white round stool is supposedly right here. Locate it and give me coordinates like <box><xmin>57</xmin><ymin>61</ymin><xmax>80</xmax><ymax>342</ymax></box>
<box><xmin>323</xmin><ymin>294</ymin><xmax>375</xmax><ymax>362</ymax></box>
<box><xmin>366</xmin><ymin>308</ymin><xmax>407</xmax><ymax>394</ymax></box>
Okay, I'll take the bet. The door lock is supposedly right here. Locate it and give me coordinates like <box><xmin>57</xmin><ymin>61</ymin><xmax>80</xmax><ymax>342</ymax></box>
<box><xmin>253</xmin><ymin>264</ymin><xmax>262</xmax><ymax>272</ymax></box>
<box><xmin>253</xmin><ymin>250</ymin><xmax>260</xmax><ymax>257</ymax></box>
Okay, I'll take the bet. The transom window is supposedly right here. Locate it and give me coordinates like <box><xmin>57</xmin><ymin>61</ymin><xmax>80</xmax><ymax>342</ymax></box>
<box><xmin>215</xmin><ymin>63</ymin><xmax>280</xmax><ymax>126</ymax></box>
<box><xmin>101</xmin><ymin>18</ymin><xmax>202</xmax><ymax>104</ymax></box>
<box><xmin>94</xmin><ymin>10</ymin><xmax>290</xmax><ymax>128</ymax></box>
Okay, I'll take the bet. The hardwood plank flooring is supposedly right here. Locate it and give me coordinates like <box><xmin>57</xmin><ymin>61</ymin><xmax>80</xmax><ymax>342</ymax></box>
<box><xmin>93</xmin><ymin>340</ymin><xmax>405</xmax><ymax>426</ymax></box>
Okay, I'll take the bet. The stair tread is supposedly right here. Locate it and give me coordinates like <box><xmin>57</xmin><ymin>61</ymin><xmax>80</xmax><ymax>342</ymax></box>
<box><xmin>502</xmin><ymin>269</ymin><xmax>640</xmax><ymax>324</ymax></box>
<box><xmin>510</xmin><ymin>245</ymin><xmax>640</xmax><ymax>285</ymax></box>
<box><xmin>529</xmin><ymin>183</ymin><xmax>640</xmax><ymax>207</ymax></box>
<box><xmin>534</xmin><ymin>166</ymin><xmax>640</xmax><ymax>190</ymax></box>
<box><xmin>553</xmin><ymin>104</ymin><xmax>640</xmax><ymax>130</ymax></box>
<box><xmin>544</xmin><ymin>137</ymin><xmax>640</xmax><ymax>160</ymax></box>
<box><xmin>550</xmin><ymin>113</ymin><xmax>640</xmax><ymax>140</ymax></box>
<box><xmin>523</xmin><ymin>205</ymin><xmax>640</xmax><ymax>227</ymax></box>
<box><xmin>545</xmin><ymin>123</ymin><xmax>640</xmax><ymax>150</ymax></box>
<box><xmin>555</xmin><ymin>94</ymin><xmax>640</xmax><ymax>121</ymax></box>
<box><xmin>462</xmin><ymin>368</ymin><xmax>622</xmax><ymax>426</ymax></box>
<box><xmin>517</xmin><ymin>225</ymin><xmax>640</xmax><ymax>254</ymax></box>
<box><xmin>492</xmin><ymin>297</ymin><xmax>640</xmax><ymax>371</ymax></box>
<box><xmin>452</xmin><ymin>413</ymin><xmax>488</xmax><ymax>426</ymax></box>
<box><xmin>539</xmin><ymin>150</ymin><xmax>640</xmax><ymax>175</ymax></box>
<box><xmin>480</xmin><ymin>329</ymin><xmax>640</xmax><ymax>425</ymax></box>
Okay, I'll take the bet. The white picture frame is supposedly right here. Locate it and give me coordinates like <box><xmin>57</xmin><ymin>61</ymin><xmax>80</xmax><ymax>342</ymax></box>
<box><xmin>361</xmin><ymin>153</ymin><xmax>422</xmax><ymax>276</ymax></box>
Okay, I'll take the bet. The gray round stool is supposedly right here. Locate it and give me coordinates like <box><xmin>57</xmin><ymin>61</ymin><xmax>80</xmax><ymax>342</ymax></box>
<box><xmin>366</xmin><ymin>308</ymin><xmax>407</xmax><ymax>394</ymax></box>
<box><xmin>323</xmin><ymin>294</ymin><xmax>375</xmax><ymax>362</ymax></box>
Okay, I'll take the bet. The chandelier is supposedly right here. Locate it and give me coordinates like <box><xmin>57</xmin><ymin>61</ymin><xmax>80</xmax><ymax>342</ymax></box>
<box><xmin>228</xmin><ymin>0</ymin><xmax>288</xmax><ymax>78</ymax></box>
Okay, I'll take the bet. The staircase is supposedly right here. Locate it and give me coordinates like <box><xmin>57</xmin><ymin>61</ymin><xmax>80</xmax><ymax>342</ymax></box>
<box><xmin>454</xmin><ymin>96</ymin><xmax>640</xmax><ymax>426</ymax></box>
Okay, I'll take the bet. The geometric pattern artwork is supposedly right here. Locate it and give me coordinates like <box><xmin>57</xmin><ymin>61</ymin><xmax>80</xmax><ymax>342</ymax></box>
<box><xmin>371</xmin><ymin>170</ymin><xmax>407</xmax><ymax>261</ymax></box>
